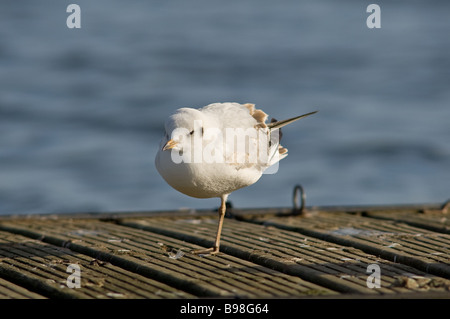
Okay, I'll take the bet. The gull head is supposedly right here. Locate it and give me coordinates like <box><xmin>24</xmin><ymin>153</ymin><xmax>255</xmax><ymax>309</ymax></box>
<box><xmin>160</xmin><ymin>107</ymin><xmax>219</xmax><ymax>154</ymax></box>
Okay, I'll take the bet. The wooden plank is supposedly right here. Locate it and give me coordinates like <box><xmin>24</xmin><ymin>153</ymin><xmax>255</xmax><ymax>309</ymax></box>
<box><xmin>0</xmin><ymin>277</ymin><xmax>46</xmax><ymax>299</ymax></box>
<box><xmin>0</xmin><ymin>219</ymin><xmax>335</xmax><ymax>298</ymax></box>
<box><xmin>113</xmin><ymin>216</ymin><xmax>450</xmax><ymax>295</ymax></box>
<box><xmin>1</xmin><ymin>204</ymin><xmax>449</xmax><ymax>299</ymax></box>
<box><xmin>361</xmin><ymin>208</ymin><xmax>450</xmax><ymax>235</ymax></box>
<box><xmin>0</xmin><ymin>231</ymin><xmax>194</xmax><ymax>299</ymax></box>
<box><xmin>223</xmin><ymin>203</ymin><xmax>450</xmax><ymax>238</ymax></box>
<box><xmin>238</xmin><ymin>211</ymin><xmax>450</xmax><ymax>278</ymax></box>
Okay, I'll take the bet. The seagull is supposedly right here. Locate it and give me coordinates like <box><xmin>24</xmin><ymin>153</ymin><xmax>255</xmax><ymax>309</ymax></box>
<box><xmin>155</xmin><ymin>102</ymin><xmax>317</xmax><ymax>255</ymax></box>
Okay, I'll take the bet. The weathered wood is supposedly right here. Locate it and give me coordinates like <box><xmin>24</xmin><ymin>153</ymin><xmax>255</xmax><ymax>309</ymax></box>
<box><xmin>239</xmin><ymin>210</ymin><xmax>450</xmax><ymax>278</ymax></box>
<box><xmin>0</xmin><ymin>219</ymin><xmax>334</xmax><ymax>298</ymax></box>
<box><xmin>0</xmin><ymin>231</ymin><xmax>194</xmax><ymax>299</ymax></box>
<box><xmin>0</xmin><ymin>277</ymin><xmax>46</xmax><ymax>299</ymax></box>
<box><xmin>115</xmin><ymin>216</ymin><xmax>450</xmax><ymax>295</ymax></box>
<box><xmin>0</xmin><ymin>204</ymin><xmax>449</xmax><ymax>299</ymax></box>
<box><xmin>361</xmin><ymin>209</ymin><xmax>450</xmax><ymax>235</ymax></box>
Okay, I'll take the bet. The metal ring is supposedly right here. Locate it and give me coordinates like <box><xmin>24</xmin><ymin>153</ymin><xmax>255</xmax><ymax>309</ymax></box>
<box><xmin>293</xmin><ymin>184</ymin><xmax>306</xmax><ymax>215</ymax></box>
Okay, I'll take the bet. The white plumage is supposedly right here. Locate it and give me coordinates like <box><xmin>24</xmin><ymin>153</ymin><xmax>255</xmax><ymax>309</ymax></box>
<box><xmin>155</xmin><ymin>102</ymin><xmax>316</xmax><ymax>255</ymax></box>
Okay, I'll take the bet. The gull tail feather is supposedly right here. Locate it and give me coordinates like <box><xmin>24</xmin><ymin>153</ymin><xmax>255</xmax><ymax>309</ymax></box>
<box><xmin>267</xmin><ymin>111</ymin><xmax>318</xmax><ymax>130</ymax></box>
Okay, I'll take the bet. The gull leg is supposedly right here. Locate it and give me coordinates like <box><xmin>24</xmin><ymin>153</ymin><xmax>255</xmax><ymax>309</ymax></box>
<box><xmin>192</xmin><ymin>194</ymin><xmax>228</xmax><ymax>256</ymax></box>
<box><xmin>212</xmin><ymin>195</ymin><xmax>227</xmax><ymax>252</ymax></box>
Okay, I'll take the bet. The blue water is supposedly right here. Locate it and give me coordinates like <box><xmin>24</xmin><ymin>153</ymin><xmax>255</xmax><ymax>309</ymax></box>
<box><xmin>1</xmin><ymin>1</ymin><xmax>449</xmax><ymax>215</ymax></box>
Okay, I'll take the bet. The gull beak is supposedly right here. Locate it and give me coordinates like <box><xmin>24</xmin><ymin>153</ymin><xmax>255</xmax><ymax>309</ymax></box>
<box><xmin>162</xmin><ymin>139</ymin><xmax>178</xmax><ymax>151</ymax></box>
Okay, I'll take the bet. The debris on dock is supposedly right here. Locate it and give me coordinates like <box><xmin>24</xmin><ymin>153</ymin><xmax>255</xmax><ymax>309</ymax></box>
<box><xmin>0</xmin><ymin>202</ymin><xmax>449</xmax><ymax>299</ymax></box>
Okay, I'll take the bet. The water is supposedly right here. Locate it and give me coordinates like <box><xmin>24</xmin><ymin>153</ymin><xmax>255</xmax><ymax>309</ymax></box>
<box><xmin>1</xmin><ymin>0</ymin><xmax>449</xmax><ymax>215</ymax></box>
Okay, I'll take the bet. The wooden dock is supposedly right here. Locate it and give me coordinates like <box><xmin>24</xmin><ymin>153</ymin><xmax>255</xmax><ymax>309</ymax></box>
<box><xmin>0</xmin><ymin>201</ymin><xmax>449</xmax><ymax>299</ymax></box>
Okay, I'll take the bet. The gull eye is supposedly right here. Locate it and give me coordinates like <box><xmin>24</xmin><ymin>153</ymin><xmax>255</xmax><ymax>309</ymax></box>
<box><xmin>189</xmin><ymin>127</ymin><xmax>203</xmax><ymax>136</ymax></box>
